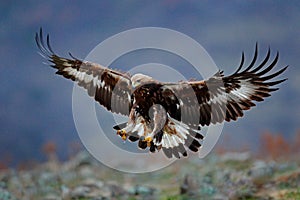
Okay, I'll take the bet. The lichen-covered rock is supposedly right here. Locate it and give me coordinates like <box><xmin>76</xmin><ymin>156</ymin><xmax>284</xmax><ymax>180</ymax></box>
<box><xmin>0</xmin><ymin>151</ymin><xmax>299</xmax><ymax>200</ymax></box>
<box><xmin>0</xmin><ymin>188</ymin><xmax>17</xmax><ymax>200</ymax></box>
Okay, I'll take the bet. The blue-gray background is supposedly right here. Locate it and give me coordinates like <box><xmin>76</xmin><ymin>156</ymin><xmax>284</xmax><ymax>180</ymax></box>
<box><xmin>1</xmin><ymin>1</ymin><xmax>299</xmax><ymax>165</ymax></box>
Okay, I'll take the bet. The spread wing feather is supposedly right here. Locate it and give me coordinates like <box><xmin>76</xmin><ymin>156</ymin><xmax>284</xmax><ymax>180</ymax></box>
<box><xmin>36</xmin><ymin>28</ymin><xmax>132</xmax><ymax>115</ymax></box>
<box><xmin>162</xmin><ymin>44</ymin><xmax>287</xmax><ymax>127</ymax></box>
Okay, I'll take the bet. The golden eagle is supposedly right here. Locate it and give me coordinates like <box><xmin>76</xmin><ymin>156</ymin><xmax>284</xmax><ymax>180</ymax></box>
<box><xmin>36</xmin><ymin>29</ymin><xmax>287</xmax><ymax>159</ymax></box>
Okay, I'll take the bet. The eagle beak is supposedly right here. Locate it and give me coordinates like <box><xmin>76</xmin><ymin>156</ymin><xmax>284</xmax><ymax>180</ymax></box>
<box><xmin>132</xmin><ymin>82</ymin><xmax>138</xmax><ymax>89</ymax></box>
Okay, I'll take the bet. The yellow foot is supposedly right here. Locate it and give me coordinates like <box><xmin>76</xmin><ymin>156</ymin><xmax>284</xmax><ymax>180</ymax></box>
<box><xmin>117</xmin><ymin>130</ymin><xmax>127</xmax><ymax>141</ymax></box>
<box><xmin>143</xmin><ymin>136</ymin><xmax>153</xmax><ymax>147</ymax></box>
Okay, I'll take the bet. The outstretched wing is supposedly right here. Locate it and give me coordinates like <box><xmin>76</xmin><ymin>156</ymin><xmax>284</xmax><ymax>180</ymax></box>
<box><xmin>36</xmin><ymin>29</ymin><xmax>132</xmax><ymax>115</ymax></box>
<box><xmin>162</xmin><ymin>44</ymin><xmax>288</xmax><ymax>127</ymax></box>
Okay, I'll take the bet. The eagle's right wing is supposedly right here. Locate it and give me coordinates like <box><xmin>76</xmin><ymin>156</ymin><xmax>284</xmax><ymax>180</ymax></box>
<box><xmin>36</xmin><ymin>29</ymin><xmax>132</xmax><ymax>116</ymax></box>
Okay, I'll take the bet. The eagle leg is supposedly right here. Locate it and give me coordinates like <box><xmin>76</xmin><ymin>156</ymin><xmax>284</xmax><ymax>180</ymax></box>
<box><xmin>143</xmin><ymin>104</ymin><xmax>167</xmax><ymax>147</ymax></box>
<box><xmin>115</xmin><ymin>110</ymin><xmax>137</xmax><ymax>141</ymax></box>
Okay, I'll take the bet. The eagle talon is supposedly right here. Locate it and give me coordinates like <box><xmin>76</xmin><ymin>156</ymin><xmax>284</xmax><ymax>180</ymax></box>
<box><xmin>143</xmin><ymin>136</ymin><xmax>153</xmax><ymax>147</ymax></box>
<box><xmin>117</xmin><ymin>130</ymin><xmax>127</xmax><ymax>141</ymax></box>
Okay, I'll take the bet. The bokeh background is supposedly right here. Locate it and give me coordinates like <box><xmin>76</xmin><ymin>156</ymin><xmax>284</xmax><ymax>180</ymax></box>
<box><xmin>0</xmin><ymin>1</ymin><xmax>299</xmax><ymax>167</ymax></box>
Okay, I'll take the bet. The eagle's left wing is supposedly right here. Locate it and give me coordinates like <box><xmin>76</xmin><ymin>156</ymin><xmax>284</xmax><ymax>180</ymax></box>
<box><xmin>161</xmin><ymin>44</ymin><xmax>288</xmax><ymax>128</ymax></box>
<box><xmin>150</xmin><ymin>45</ymin><xmax>288</xmax><ymax>158</ymax></box>
<box><xmin>36</xmin><ymin>29</ymin><xmax>133</xmax><ymax>115</ymax></box>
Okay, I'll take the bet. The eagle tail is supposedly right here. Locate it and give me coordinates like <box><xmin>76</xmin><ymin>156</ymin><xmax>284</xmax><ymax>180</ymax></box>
<box><xmin>156</xmin><ymin>117</ymin><xmax>204</xmax><ymax>159</ymax></box>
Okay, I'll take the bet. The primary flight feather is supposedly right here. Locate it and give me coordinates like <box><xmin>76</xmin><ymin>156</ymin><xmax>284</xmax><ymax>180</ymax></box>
<box><xmin>36</xmin><ymin>29</ymin><xmax>287</xmax><ymax>159</ymax></box>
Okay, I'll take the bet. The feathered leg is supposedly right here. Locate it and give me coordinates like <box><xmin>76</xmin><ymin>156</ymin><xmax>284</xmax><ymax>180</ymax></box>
<box><xmin>143</xmin><ymin>104</ymin><xmax>167</xmax><ymax>146</ymax></box>
<box><xmin>114</xmin><ymin>109</ymin><xmax>137</xmax><ymax>141</ymax></box>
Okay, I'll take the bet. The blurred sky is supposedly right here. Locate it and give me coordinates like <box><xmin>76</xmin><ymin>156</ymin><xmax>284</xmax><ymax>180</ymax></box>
<box><xmin>0</xmin><ymin>1</ymin><xmax>299</xmax><ymax>165</ymax></box>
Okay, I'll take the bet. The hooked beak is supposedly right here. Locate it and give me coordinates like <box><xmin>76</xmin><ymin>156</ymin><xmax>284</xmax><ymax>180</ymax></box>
<box><xmin>132</xmin><ymin>82</ymin><xmax>139</xmax><ymax>89</ymax></box>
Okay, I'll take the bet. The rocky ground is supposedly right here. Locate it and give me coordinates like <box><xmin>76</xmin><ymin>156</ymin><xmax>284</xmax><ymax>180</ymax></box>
<box><xmin>0</xmin><ymin>151</ymin><xmax>300</xmax><ymax>200</ymax></box>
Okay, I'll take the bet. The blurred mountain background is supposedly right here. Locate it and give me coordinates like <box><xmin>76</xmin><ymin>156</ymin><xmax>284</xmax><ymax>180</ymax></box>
<box><xmin>0</xmin><ymin>1</ymin><xmax>299</xmax><ymax>166</ymax></box>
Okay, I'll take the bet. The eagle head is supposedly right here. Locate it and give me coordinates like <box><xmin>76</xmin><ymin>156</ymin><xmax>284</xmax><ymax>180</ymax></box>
<box><xmin>131</xmin><ymin>73</ymin><xmax>155</xmax><ymax>88</ymax></box>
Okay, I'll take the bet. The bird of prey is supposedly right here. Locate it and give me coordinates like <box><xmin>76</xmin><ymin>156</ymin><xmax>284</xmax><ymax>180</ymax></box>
<box><xmin>36</xmin><ymin>29</ymin><xmax>287</xmax><ymax>159</ymax></box>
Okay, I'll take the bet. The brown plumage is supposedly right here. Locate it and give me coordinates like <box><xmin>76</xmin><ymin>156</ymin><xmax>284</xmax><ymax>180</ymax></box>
<box><xmin>36</xmin><ymin>28</ymin><xmax>288</xmax><ymax>159</ymax></box>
